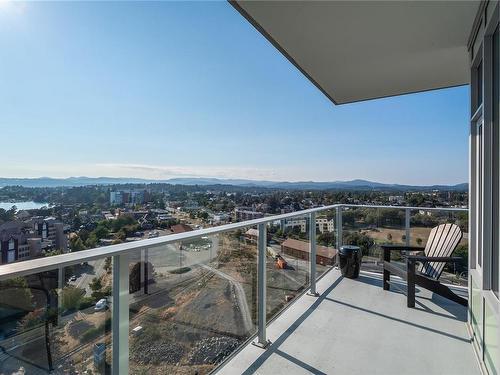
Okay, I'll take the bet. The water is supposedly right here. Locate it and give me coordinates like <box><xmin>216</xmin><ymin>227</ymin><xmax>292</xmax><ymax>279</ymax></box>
<box><xmin>0</xmin><ymin>201</ymin><xmax>50</xmax><ymax>211</ymax></box>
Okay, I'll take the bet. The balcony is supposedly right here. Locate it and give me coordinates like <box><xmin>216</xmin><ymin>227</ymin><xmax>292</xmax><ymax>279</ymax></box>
<box><xmin>0</xmin><ymin>205</ymin><xmax>474</xmax><ymax>375</ymax></box>
<box><xmin>218</xmin><ymin>269</ymin><xmax>477</xmax><ymax>375</ymax></box>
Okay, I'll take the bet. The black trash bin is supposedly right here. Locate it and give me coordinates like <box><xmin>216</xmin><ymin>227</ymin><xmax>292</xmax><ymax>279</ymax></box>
<box><xmin>338</xmin><ymin>245</ymin><xmax>362</xmax><ymax>278</ymax></box>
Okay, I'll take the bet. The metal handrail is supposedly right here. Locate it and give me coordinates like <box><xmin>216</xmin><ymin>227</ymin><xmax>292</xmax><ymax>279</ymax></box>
<box><xmin>342</xmin><ymin>204</ymin><xmax>468</xmax><ymax>212</ymax></box>
<box><xmin>0</xmin><ymin>203</ymin><xmax>467</xmax><ymax>280</ymax></box>
<box><xmin>0</xmin><ymin>202</ymin><xmax>469</xmax><ymax>374</ymax></box>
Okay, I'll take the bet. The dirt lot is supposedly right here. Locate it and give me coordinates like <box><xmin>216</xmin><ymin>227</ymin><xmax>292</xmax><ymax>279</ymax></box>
<box><xmin>128</xmin><ymin>234</ymin><xmax>259</xmax><ymax>375</ymax></box>
<box><xmin>361</xmin><ymin>226</ymin><xmax>468</xmax><ymax>247</ymax></box>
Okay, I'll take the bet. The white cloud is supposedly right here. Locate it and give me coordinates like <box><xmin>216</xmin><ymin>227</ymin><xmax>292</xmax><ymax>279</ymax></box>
<box><xmin>95</xmin><ymin>163</ymin><xmax>280</xmax><ymax>180</ymax></box>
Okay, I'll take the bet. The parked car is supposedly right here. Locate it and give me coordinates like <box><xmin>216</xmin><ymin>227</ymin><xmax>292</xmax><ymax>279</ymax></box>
<box><xmin>69</xmin><ymin>275</ymin><xmax>77</xmax><ymax>282</ymax></box>
<box><xmin>95</xmin><ymin>298</ymin><xmax>108</xmax><ymax>311</ymax></box>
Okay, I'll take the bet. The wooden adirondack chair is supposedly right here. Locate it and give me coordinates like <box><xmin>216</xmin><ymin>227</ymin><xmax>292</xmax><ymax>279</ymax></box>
<box><xmin>382</xmin><ymin>223</ymin><xmax>467</xmax><ymax>308</ymax></box>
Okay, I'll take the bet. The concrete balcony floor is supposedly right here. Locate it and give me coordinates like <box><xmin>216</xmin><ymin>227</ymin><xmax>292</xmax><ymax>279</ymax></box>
<box><xmin>217</xmin><ymin>269</ymin><xmax>480</xmax><ymax>375</ymax></box>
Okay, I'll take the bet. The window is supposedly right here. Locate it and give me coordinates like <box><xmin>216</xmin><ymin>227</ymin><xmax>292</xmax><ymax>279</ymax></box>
<box><xmin>493</xmin><ymin>25</ymin><xmax>499</xmax><ymax>296</ymax></box>
<box><xmin>477</xmin><ymin>119</ymin><xmax>484</xmax><ymax>268</ymax></box>
<box><xmin>7</xmin><ymin>239</ymin><xmax>16</xmax><ymax>263</ymax></box>
<box><xmin>478</xmin><ymin>61</ymin><xmax>483</xmax><ymax>108</ymax></box>
<box><xmin>42</xmin><ymin>222</ymin><xmax>48</xmax><ymax>239</ymax></box>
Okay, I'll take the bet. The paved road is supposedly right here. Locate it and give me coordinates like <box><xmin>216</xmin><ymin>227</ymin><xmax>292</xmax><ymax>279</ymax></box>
<box><xmin>68</xmin><ymin>257</ymin><xmax>106</xmax><ymax>296</ymax></box>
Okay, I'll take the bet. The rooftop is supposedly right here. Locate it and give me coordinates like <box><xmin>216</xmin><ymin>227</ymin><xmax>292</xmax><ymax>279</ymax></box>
<box><xmin>281</xmin><ymin>238</ymin><xmax>337</xmax><ymax>259</ymax></box>
<box><xmin>217</xmin><ymin>269</ymin><xmax>479</xmax><ymax>375</ymax></box>
<box><xmin>170</xmin><ymin>223</ymin><xmax>194</xmax><ymax>234</ymax></box>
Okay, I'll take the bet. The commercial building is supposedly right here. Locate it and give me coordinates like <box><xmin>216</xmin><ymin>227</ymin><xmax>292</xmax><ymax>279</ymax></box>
<box><xmin>281</xmin><ymin>238</ymin><xmax>336</xmax><ymax>266</ymax></box>
<box><xmin>170</xmin><ymin>223</ymin><xmax>194</xmax><ymax>235</ymax></box>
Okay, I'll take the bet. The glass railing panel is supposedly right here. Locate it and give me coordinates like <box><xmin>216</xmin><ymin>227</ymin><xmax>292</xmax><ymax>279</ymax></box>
<box><xmin>128</xmin><ymin>227</ymin><xmax>257</xmax><ymax>374</ymax></box>
<box><xmin>410</xmin><ymin>209</ymin><xmax>468</xmax><ymax>285</ymax></box>
<box><xmin>266</xmin><ymin>214</ymin><xmax>311</xmax><ymax>320</ymax></box>
<box><xmin>342</xmin><ymin>206</ymin><xmax>406</xmax><ymax>273</ymax></box>
<box><xmin>314</xmin><ymin>209</ymin><xmax>337</xmax><ymax>278</ymax></box>
<box><xmin>0</xmin><ymin>258</ymin><xmax>113</xmax><ymax>374</ymax></box>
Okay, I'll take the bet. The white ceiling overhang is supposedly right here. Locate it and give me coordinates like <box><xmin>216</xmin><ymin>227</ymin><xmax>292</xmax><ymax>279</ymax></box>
<box><xmin>231</xmin><ymin>1</ymin><xmax>480</xmax><ymax>104</ymax></box>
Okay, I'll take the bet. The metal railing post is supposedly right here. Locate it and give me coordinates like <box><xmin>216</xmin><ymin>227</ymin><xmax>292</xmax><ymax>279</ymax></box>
<box><xmin>405</xmin><ymin>208</ymin><xmax>411</xmax><ymax>246</ymax></box>
<box><xmin>112</xmin><ymin>253</ymin><xmax>129</xmax><ymax>375</ymax></box>
<box><xmin>142</xmin><ymin>248</ymin><xmax>149</xmax><ymax>295</ymax></box>
<box><xmin>254</xmin><ymin>223</ymin><xmax>269</xmax><ymax>348</ymax></box>
<box><xmin>336</xmin><ymin>206</ymin><xmax>343</xmax><ymax>252</ymax></box>
<box><xmin>57</xmin><ymin>266</ymin><xmax>64</xmax><ymax>326</ymax></box>
<box><xmin>308</xmin><ymin>212</ymin><xmax>319</xmax><ymax>296</ymax></box>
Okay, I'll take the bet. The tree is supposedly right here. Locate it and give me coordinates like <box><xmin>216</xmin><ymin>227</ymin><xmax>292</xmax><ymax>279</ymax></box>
<box><xmin>386</xmin><ymin>233</ymin><xmax>393</xmax><ymax>242</ymax></box>
<box><xmin>416</xmin><ymin>237</ymin><xmax>423</xmax><ymax>245</ymax></box>
<box><xmin>70</xmin><ymin>236</ymin><xmax>86</xmax><ymax>252</ymax></box>
<box><xmin>72</xmin><ymin>216</ymin><xmax>82</xmax><ymax>230</ymax></box>
<box><xmin>450</xmin><ymin>244</ymin><xmax>468</xmax><ymax>273</ymax></box>
<box><xmin>85</xmin><ymin>233</ymin><xmax>98</xmax><ymax>249</ymax></box>
<box><xmin>18</xmin><ymin>308</ymin><xmax>45</xmax><ymax>331</ymax></box>
<box><xmin>343</xmin><ymin>231</ymin><xmax>375</xmax><ymax>256</ymax></box>
<box><xmin>0</xmin><ymin>277</ymin><xmax>33</xmax><ymax>312</ymax></box>
<box><xmin>60</xmin><ymin>286</ymin><xmax>85</xmax><ymax>311</ymax></box>
<box><xmin>0</xmin><ymin>206</ymin><xmax>16</xmax><ymax>223</ymax></box>
<box><xmin>317</xmin><ymin>232</ymin><xmax>336</xmax><ymax>247</ymax></box>
<box><xmin>197</xmin><ymin>211</ymin><xmax>209</xmax><ymax>220</ymax></box>
<box><xmin>103</xmin><ymin>257</ymin><xmax>112</xmax><ymax>274</ymax></box>
<box><xmin>93</xmin><ymin>225</ymin><xmax>110</xmax><ymax>240</ymax></box>
<box><xmin>111</xmin><ymin>215</ymin><xmax>136</xmax><ymax>232</ymax></box>
<box><xmin>89</xmin><ymin>277</ymin><xmax>103</xmax><ymax>292</ymax></box>
<box><xmin>44</xmin><ymin>249</ymin><xmax>62</xmax><ymax>257</ymax></box>
<box><xmin>89</xmin><ymin>277</ymin><xmax>110</xmax><ymax>301</ymax></box>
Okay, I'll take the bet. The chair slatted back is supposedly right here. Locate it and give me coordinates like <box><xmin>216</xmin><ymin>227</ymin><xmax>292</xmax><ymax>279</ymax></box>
<box><xmin>418</xmin><ymin>223</ymin><xmax>463</xmax><ymax>279</ymax></box>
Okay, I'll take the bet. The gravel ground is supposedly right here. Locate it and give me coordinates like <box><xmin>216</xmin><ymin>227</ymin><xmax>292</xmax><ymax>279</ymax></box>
<box><xmin>187</xmin><ymin>336</ymin><xmax>241</xmax><ymax>365</ymax></box>
<box><xmin>131</xmin><ymin>340</ymin><xmax>185</xmax><ymax>365</ymax></box>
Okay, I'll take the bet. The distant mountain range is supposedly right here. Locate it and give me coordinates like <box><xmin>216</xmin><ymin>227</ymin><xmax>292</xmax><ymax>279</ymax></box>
<box><xmin>0</xmin><ymin>176</ymin><xmax>468</xmax><ymax>191</ymax></box>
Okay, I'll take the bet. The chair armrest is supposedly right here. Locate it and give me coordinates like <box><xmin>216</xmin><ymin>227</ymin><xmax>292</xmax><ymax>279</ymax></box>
<box><xmin>407</xmin><ymin>256</ymin><xmax>462</xmax><ymax>263</ymax></box>
<box><xmin>381</xmin><ymin>245</ymin><xmax>425</xmax><ymax>252</ymax></box>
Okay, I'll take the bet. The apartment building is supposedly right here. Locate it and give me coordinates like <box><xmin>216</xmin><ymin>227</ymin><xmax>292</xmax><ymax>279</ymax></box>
<box><xmin>110</xmin><ymin>189</ymin><xmax>150</xmax><ymax>206</ymax></box>
<box><xmin>282</xmin><ymin>217</ymin><xmax>334</xmax><ymax>233</ymax></box>
<box><xmin>316</xmin><ymin>217</ymin><xmax>334</xmax><ymax>233</ymax></box>
<box><xmin>0</xmin><ymin>222</ymin><xmax>42</xmax><ymax>264</ymax></box>
<box><xmin>31</xmin><ymin>216</ymin><xmax>68</xmax><ymax>252</ymax></box>
<box><xmin>234</xmin><ymin>207</ymin><xmax>265</xmax><ymax>221</ymax></box>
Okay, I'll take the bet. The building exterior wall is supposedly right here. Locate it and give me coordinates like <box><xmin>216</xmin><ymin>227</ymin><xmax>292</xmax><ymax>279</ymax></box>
<box><xmin>234</xmin><ymin>208</ymin><xmax>264</xmax><ymax>221</ymax></box>
<box><xmin>468</xmin><ymin>2</ymin><xmax>500</xmax><ymax>373</ymax></box>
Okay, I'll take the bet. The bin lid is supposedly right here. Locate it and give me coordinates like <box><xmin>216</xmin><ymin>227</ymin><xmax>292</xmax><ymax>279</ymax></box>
<box><xmin>339</xmin><ymin>245</ymin><xmax>360</xmax><ymax>254</ymax></box>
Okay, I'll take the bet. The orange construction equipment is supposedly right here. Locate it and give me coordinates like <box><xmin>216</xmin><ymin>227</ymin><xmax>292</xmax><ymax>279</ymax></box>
<box><xmin>275</xmin><ymin>255</ymin><xmax>287</xmax><ymax>269</ymax></box>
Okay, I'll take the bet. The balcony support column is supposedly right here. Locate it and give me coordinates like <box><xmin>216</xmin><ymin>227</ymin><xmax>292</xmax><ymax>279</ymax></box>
<box><xmin>254</xmin><ymin>223</ymin><xmax>270</xmax><ymax>348</ymax></box>
<box><xmin>112</xmin><ymin>253</ymin><xmax>129</xmax><ymax>375</ymax></box>
<box><xmin>308</xmin><ymin>212</ymin><xmax>319</xmax><ymax>296</ymax></box>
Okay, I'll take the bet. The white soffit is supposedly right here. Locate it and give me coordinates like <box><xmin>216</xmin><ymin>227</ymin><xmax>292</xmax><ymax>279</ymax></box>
<box><xmin>231</xmin><ymin>1</ymin><xmax>480</xmax><ymax>104</ymax></box>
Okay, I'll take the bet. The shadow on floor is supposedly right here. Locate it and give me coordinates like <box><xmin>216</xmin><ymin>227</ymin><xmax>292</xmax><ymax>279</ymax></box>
<box><xmin>238</xmin><ymin>271</ymin><xmax>469</xmax><ymax>374</ymax></box>
<box><xmin>241</xmin><ymin>277</ymin><xmax>344</xmax><ymax>375</ymax></box>
<box><xmin>355</xmin><ymin>273</ymin><xmax>467</xmax><ymax>322</ymax></box>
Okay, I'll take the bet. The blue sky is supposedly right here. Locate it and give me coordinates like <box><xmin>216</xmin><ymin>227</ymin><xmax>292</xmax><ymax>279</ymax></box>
<box><xmin>0</xmin><ymin>1</ymin><xmax>469</xmax><ymax>185</ymax></box>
